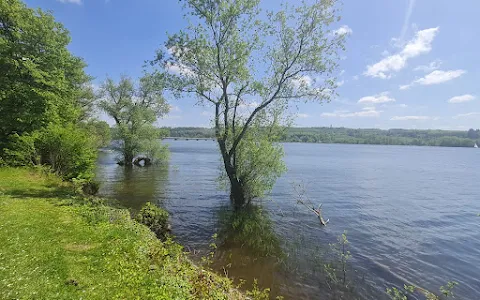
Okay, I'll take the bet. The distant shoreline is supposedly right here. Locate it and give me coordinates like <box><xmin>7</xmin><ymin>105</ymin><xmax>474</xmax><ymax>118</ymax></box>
<box><xmin>159</xmin><ymin>127</ymin><xmax>480</xmax><ymax>148</ymax></box>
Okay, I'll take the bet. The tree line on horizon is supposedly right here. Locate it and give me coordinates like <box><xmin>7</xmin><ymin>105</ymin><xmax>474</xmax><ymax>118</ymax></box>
<box><xmin>162</xmin><ymin>127</ymin><xmax>480</xmax><ymax>147</ymax></box>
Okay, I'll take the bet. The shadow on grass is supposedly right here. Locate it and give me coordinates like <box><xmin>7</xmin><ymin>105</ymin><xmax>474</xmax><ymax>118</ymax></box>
<box><xmin>4</xmin><ymin>185</ymin><xmax>75</xmax><ymax>200</ymax></box>
<box><xmin>3</xmin><ymin>183</ymin><xmax>121</xmax><ymax>209</ymax></box>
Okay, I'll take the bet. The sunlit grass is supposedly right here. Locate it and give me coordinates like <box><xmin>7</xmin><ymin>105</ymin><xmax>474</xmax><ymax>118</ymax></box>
<box><xmin>0</xmin><ymin>167</ymin><xmax>239</xmax><ymax>299</ymax></box>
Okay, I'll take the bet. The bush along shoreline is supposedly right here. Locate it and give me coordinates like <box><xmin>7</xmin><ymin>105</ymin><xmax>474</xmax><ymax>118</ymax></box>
<box><xmin>0</xmin><ymin>167</ymin><xmax>274</xmax><ymax>299</ymax></box>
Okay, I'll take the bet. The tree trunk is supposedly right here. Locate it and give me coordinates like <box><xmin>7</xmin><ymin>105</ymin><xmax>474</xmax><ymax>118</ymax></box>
<box><xmin>124</xmin><ymin>152</ymin><xmax>134</xmax><ymax>166</ymax></box>
<box><xmin>229</xmin><ymin>176</ymin><xmax>246</xmax><ymax>210</ymax></box>
<box><xmin>217</xmin><ymin>139</ymin><xmax>247</xmax><ymax>210</ymax></box>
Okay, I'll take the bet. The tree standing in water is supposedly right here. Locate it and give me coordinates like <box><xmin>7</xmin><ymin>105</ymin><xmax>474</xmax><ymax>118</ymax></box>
<box><xmin>99</xmin><ymin>75</ymin><xmax>169</xmax><ymax>166</ymax></box>
<box><xmin>153</xmin><ymin>0</ymin><xmax>347</xmax><ymax>209</ymax></box>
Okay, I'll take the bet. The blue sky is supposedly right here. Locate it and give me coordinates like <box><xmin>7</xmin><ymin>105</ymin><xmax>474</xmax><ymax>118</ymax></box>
<box><xmin>25</xmin><ymin>0</ymin><xmax>479</xmax><ymax>130</ymax></box>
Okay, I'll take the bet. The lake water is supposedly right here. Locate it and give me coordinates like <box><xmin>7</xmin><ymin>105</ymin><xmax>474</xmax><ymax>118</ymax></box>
<box><xmin>96</xmin><ymin>141</ymin><xmax>480</xmax><ymax>299</ymax></box>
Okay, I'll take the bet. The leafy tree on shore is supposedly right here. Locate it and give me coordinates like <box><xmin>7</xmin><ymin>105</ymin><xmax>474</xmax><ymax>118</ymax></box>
<box><xmin>0</xmin><ymin>0</ymin><xmax>94</xmax><ymax>147</ymax></box>
<box><xmin>0</xmin><ymin>0</ymin><xmax>97</xmax><ymax>180</ymax></box>
<box><xmin>98</xmin><ymin>75</ymin><xmax>169</xmax><ymax>166</ymax></box>
<box><xmin>153</xmin><ymin>0</ymin><xmax>346</xmax><ymax>209</ymax></box>
<box><xmin>81</xmin><ymin>120</ymin><xmax>112</xmax><ymax>148</ymax></box>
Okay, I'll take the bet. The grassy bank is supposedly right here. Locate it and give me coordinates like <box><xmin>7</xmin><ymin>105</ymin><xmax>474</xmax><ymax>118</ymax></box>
<box><xmin>0</xmin><ymin>168</ymin><xmax>246</xmax><ymax>299</ymax></box>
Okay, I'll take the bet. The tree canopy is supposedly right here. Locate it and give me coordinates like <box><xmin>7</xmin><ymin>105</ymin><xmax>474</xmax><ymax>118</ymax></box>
<box><xmin>0</xmin><ymin>0</ymin><xmax>97</xmax><ymax>181</ymax></box>
<box><xmin>153</xmin><ymin>0</ymin><xmax>346</xmax><ymax>208</ymax></box>
<box><xmin>0</xmin><ymin>0</ymin><xmax>93</xmax><ymax>145</ymax></box>
<box><xmin>98</xmin><ymin>75</ymin><xmax>170</xmax><ymax>166</ymax></box>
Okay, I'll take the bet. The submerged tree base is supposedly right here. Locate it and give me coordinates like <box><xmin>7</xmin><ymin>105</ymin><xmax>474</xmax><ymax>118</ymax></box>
<box><xmin>116</xmin><ymin>157</ymin><xmax>153</xmax><ymax>167</ymax></box>
<box><xmin>217</xmin><ymin>205</ymin><xmax>283</xmax><ymax>259</ymax></box>
<box><xmin>133</xmin><ymin>156</ymin><xmax>152</xmax><ymax>167</ymax></box>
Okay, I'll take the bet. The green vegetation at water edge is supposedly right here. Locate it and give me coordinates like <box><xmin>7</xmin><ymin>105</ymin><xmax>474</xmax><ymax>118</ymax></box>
<box><xmin>0</xmin><ymin>168</ymin><xmax>254</xmax><ymax>299</ymax></box>
<box><xmin>162</xmin><ymin>127</ymin><xmax>480</xmax><ymax>147</ymax></box>
<box><xmin>98</xmin><ymin>76</ymin><xmax>170</xmax><ymax>166</ymax></box>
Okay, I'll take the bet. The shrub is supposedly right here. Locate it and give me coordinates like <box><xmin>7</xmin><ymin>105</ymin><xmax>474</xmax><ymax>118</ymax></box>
<box><xmin>72</xmin><ymin>178</ymin><xmax>100</xmax><ymax>196</ymax></box>
<box><xmin>1</xmin><ymin>133</ymin><xmax>38</xmax><ymax>166</ymax></box>
<box><xmin>135</xmin><ymin>202</ymin><xmax>170</xmax><ymax>239</ymax></box>
<box><xmin>1</xmin><ymin>124</ymin><xmax>97</xmax><ymax>182</ymax></box>
<box><xmin>35</xmin><ymin>123</ymin><xmax>97</xmax><ymax>181</ymax></box>
<box><xmin>82</xmin><ymin>181</ymin><xmax>100</xmax><ymax>195</ymax></box>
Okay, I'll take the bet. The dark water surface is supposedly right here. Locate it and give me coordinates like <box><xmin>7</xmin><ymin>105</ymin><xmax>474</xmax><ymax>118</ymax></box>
<box><xmin>96</xmin><ymin>141</ymin><xmax>480</xmax><ymax>299</ymax></box>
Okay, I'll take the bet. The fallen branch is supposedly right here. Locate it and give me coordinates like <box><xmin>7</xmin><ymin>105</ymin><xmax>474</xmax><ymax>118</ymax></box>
<box><xmin>297</xmin><ymin>200</ymin><xmax>329</xmax><ymax>226</ymax></box>
<box><xmin>293</xmin><ymin>182</ymin><xmax>329</xmax><ymax>226</ymax></box>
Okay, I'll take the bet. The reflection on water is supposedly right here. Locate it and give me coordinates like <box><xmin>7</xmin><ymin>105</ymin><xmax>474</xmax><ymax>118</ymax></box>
<box><xmin>96</xmin><ymin>152</ymin><xmax>169</xmax><ymax>210</ymax></box>
<box><xmin>96</xmin><ymin>142</ymin><xmax>480</xmax><ymax>300</ymax></box>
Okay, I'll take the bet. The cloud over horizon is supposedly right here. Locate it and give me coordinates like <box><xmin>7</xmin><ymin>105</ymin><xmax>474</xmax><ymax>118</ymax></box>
<box><xmin>448</xmin><ymin>94</ymin><xmax>475</xmax><ymax>104</ymax></box>
<box><xmin>364</xmin><ymin>27</ymin><xmax>439</xmax><ymax>79</ymax></box>
<box><xmin>358</xmin><ymin>92</ymin><xmax>396</xmax><ymax>104</ymax></box>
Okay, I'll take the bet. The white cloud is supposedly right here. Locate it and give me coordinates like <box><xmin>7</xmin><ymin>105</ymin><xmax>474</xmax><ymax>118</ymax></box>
<box><xmin>165</xmin><ymin>62</ymin><xmax>195</xmax><ymax>77</ymax></box>
<box><xmin>364</xmin><ymin>54</ymin><xmax>406</xmax><ymax>79</ymax></box>
<box><xmin>169</xmin><ymin>105</ymin><xmax>182</xmax><ymax>112</ymax></box>
<box><xmin>333</xmin><ymin>25</ymin><xmax>353</xmax><ymax>36</ymax></box>
<box><xmin>399</xmin><ymin>104</ymin><xmax>408</xmax><ymax>108</ymax></box>
<box><xmin>401</xmin><ymin>27</ymin><xmax>439</xmax><ymax>58</ymax></box>
<box><xmin>321</xmin><ymin>108</ymin><xmax>382</xmax><ymax>118</ymax></box>
<box><xmin>336</xmin><ymin>80</ymin><xmax>345</xmax><ymax>87</ymax></box>
<box><xmin>90</xmin><ymin>83</ymin><xmax>101</xmax><ymax>93</ymax></box>
<box><xmin>414</xmin><ymin>69</ymin><xmax>465</xmax><ymax>86</ymax></box>
<box><xmin>453</xmin><ymin>112</ymin><xmax>480</xmax><ymax>119</ymax></box>
<box><xmin>291</xmin><ymin>75</ymin><xmax>313</xmax><ymax>88</ymax></box>
<box><xmin>239</xmin><ymin>101</ymin><xmax>259</xmax><ymax>109</ymax></box>
<box><xmin>297</xmin><ymin>113</ymin><xmax>309</xmax><ymax>118</ymax></box>
<box><xmin>390</xmin><ymin>115</ymin><xmax>432</xmax><ymax>121</ymax></box>
<box><xmin>57</xmin><ymin>0</ymin><xmax>82</xmax><ymax>4</ymax></box>
<box><xmin>364</xmin><ymin>27</ymin><xmax>439</xmax><ymax>79</ymax></box>
<box><xmin>167</xmin><ymin>46</ymin><xmax>192</xmax><ymax>58</ymax></box>
<box><xmin>399</xmin><ymin>69</ymin><xmax>466</xmax><ymax>90</ymax></box>
<box><xmin>448</xmin><ymin>94</ymin><xmax>475</xmax><ymax>104</ymax></box>
<box><xmin>414</xmin><ymin>60</ymin><xmax>443</xmax><ymax>72</ymax></box>
<box><xmin>352</xmin><ymin>75</ymin><xmax>359</xmax><ymax>81</ymax></box>
<box><xmin>358</xmin><ymin>92</ymin><xmax>396</xmax><ymax>104</ymax></box>
<box><xmin>167</xmin><ymin>46</ymin><xmax>177</xmax><ymax>55</ymax></box>
<box><xmin>362</xmin><ymin>106</ymin><xmax>376</xmax><ymax>111</ymax></box>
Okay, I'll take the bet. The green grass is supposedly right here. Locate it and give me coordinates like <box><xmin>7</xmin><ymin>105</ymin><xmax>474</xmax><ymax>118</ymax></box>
<box><xmin>0</xmin><ymin>167</ymin><xmax>240</xmax><ymax>299</ymax></box>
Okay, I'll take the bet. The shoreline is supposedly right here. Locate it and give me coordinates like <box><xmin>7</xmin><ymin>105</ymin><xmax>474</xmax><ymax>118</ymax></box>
<box><xmin>0</xmin><ymin>167</ymin><xmax>256</xmax><ymax>299</ymax></box>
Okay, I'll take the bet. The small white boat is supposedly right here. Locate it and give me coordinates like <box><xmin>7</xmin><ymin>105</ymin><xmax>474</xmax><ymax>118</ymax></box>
<box><xmin>475</xmin><ymin>143</ymin><xmax>478</xmax><ymax>148</ymax></box>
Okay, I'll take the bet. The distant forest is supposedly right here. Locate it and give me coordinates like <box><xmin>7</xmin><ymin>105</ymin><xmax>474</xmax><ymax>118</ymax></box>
<box><xmin>162</xmin><ymin>127</ymin><xmax>480</xmax><ymax>148</ymax></box>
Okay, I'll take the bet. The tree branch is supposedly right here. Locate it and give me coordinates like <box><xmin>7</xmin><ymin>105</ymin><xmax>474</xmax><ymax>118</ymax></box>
<box><xmin>230</xmin><ymin>31</ymin><xmax>307</xmax><ymax>154</ymax></box>
<box><xmin>223</xmin><ymin>77</ymin><xmax>229</xmax><ymax>141</ymax></box>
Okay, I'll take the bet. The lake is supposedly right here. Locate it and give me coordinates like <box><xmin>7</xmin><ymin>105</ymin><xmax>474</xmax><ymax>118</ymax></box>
<box><xmin>96</xmin><ymin>141</ymin><xmax>480</xmax><ymax>299</ymax></box>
